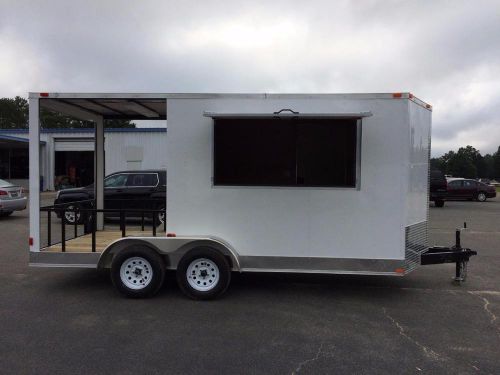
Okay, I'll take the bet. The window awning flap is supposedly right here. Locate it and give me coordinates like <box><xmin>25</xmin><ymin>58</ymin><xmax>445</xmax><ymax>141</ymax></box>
<box><xmin>203</xmin><ymin>110</ymin><xmax>372</xmax><ymax>119</ymax></box>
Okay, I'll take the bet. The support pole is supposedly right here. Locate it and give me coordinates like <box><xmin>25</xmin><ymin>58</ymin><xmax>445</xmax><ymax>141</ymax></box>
<box><xmin>95</xmin><ymin>116</ymin><xmax>105</xmax><ymax>230</ymax></box>
<box><xmin>28</xmin><ymin>95</ymin><xmax>40</xmax><ymax>252</ymax></box>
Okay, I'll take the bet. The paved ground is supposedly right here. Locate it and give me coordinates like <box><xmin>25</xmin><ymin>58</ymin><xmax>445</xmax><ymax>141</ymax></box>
<box><xmin>1</xmin><ymin>196</ymin><xmax>499</xmax><ymax>374</ymax></box>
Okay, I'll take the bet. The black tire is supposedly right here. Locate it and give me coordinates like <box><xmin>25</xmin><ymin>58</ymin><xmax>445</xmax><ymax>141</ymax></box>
<box><xmin>0</xmin><ymin>211</ymin><xmax>13</xmax><ymax>217</ymax></box>
<box><xmin>176</xmin><ymin>247</ymin><xmax>231</xmax><ymax>300</ymax></box>
<box><xmin>63</xmin><ymin>204</ymin><xmax>83</xmax><ymax>224</ymax></box>
<box><xmin>435</xmin><ymin>200</ymin><xmax>445</xmax><ymax>207</ymax></box>
<box><xmin>155</xmin><ymin>204</ymin><xmax>166</xmax><ymax>228</ymax></box>
<box><xmin>476</xmin><ymin>192</ymin><xmax>487</xmax><ymax>202</ymax></box>
<box><xmin>111</xmin><ymin>245</ymin><xmax>165</xmax><ymax>298</ymax></box>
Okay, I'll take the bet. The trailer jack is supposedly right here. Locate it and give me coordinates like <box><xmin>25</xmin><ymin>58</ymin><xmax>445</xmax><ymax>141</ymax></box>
<box><xmin>421</xmin><ymin>222</ymin><xmax>477</xmax><ymax>282</ymax></box>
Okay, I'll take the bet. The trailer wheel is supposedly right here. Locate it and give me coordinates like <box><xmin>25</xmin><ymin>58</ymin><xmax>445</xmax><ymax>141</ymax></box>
<box><xmin>176</xmin><ymin>247</ymin><xmax>231</xmax><ymax>300</ymax></box>
<box><xmin>111</xmin><ymin>245</ymin><xmax>165</xmax><ymax>298</ymax></box>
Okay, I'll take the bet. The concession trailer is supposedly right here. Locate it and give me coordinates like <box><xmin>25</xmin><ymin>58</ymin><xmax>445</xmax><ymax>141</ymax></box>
<box><xmin>28</xmin><ymin>92</ymin><xmax>476</xmax><ymax>299</ymax></box>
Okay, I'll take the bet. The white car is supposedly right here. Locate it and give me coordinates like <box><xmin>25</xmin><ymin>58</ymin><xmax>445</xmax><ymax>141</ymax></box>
<box><xmin>0</xmin><ymin>179</ymin><xmax>27</xmax><ymax>217</ymax></box>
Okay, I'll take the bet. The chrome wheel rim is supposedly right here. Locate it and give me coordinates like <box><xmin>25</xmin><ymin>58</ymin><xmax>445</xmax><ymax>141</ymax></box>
<box><xmin>120</xmin><ymin>257</ymin><xmax>153</xmax><ymax>290</ymax></box>
<box><xmin>478</xmin><ymin>193</ymin><xmax>486</xmax><ymax>201</ymax></box>
<box><xmin>186</xmin><ymin>258</ymin><xmax>219</xmax><ymax>292</ymax></box>
<box><xmin>64</xmin><ymin>205</ymin><xmax>80</xmax><ymax>223</ymax></box>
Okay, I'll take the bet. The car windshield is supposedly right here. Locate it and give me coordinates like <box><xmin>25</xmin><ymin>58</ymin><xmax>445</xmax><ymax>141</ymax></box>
<box><xmin>0</xmin><ymin>178</ymin><xmax>13</xmax><ymax>186</ymax></box>
<box><xmin>104</xmin><ymin>174</ymin><xmax>128</xmax><ymax>187</ymax></box>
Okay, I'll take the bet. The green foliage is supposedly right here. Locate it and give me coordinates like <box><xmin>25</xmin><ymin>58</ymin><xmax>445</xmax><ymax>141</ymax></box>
<box><xmin>434</xmin><ymin>145</ymin><xmax>500</xmax><ymax>179</ymax></box>
<box><xmin>0</xmin><ymin>96</ymin><xmax>135</xmax><ymax>129</ymax></box>
<box><xmin>0</xmin><ymin>96</ymin><xmax>29</xmax><ymax>129</ymax></box>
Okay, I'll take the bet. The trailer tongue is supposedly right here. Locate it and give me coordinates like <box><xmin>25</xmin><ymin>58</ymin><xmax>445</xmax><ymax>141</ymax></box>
<box><xmin>421</xmin><ymin>223</ymin><xmax>477</xmax><ymax>282</ymax></box>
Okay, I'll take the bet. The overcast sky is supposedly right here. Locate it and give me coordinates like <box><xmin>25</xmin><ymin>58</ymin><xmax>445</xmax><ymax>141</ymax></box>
<box><xmin>1</xmin><ymin>0</ymin><xmax>499</xmax><ymax>156</ymax></box>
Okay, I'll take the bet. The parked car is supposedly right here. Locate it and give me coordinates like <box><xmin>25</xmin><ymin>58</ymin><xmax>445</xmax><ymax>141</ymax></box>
<box><xmin>54</xmin><ymin>170</ymin><xmax>166</xmax><ymax>224</ymax></box>
<box><xmin>446</xmin><ymin>178</ymin><xmax>496</xmax><ymax>202</ymax></box>
<box><xmin>0</xmin><ymin>179</ymin><xmax>27</xmax><ymax>217</ymax></box>
<box><xmin>430</xmin><ymin>170</ymin><xmax>447</xmax><ymax>207</ymax></box>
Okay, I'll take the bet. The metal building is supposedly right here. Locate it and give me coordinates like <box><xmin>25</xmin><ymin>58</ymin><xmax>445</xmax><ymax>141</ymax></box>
<box><xmin>0</xmin><ymin>127</ymin><xmax>166</xmax><ymax>190</ymax></box>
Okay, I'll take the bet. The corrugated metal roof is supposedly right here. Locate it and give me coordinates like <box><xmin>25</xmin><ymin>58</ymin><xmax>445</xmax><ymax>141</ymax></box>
<box><xmin>0</xmin><ymin>128</ymin><xmax>166</xmax><ymax>134</ymax></box>
<box><xmin>0</xmin><ymin>134</ymin><xmax>46</xmax><ymax>145</ymax></box>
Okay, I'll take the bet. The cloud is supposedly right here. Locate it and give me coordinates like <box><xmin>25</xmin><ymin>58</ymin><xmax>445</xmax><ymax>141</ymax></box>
<box><xmin>0</xmin><ymin>0</ymin><xmax>499</xmax><ymax>155</ymax></box>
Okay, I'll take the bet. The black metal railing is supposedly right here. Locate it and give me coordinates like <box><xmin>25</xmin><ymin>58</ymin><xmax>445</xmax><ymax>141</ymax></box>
<box><xmin>40</xmin><ymin>200</ymin><xmax>166</xmax><ymax>253</ymax></box>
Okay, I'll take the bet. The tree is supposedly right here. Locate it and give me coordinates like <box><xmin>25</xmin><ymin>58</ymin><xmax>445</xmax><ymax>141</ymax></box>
<box><xmin>0</xmin><ymin>96</ymin><xmax>135</xmax><ymax>129</ymax></box>
<box><xmin>0</xmin><ymin>96</ymin><xmax>28</xmax><ymax>129</ymax></box>
<box><xmin>494</xmin><ymin>146</ymin><xmax>500</xmax><ymax>179</ymax></box>
<box><xmin>430</xmin><ymin>157</ymin><xmax>445</xmax><ymax>171</ymax></box>
<box><xmin>482</xmin><ymin>154</ymin><xmax>495</xmax><ymax>179</ymax></box>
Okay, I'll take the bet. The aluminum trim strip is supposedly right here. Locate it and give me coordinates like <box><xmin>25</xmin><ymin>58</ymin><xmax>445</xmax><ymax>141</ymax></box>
<box><xmin>203</xmin><ymin>111</ymin><xmax>373</xmax><ymax>119</ymax></box>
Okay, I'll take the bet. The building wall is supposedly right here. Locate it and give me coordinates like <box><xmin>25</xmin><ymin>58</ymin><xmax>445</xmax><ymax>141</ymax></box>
<box><xmin>0</xmin><ymin>129</ymin><xmax>166</xmax><ymax>190</ymax></box>
<box><xmin>104</xmin><ymin>132</ymin><xmax>167</xmax><ymax>175</ymax></box>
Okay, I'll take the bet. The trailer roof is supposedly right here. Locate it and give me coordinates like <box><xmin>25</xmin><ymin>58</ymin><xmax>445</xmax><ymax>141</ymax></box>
<box><xmin>31</xmin><ymin>92</ymin><xmax>431</xmax><ymax>121</ymax></box>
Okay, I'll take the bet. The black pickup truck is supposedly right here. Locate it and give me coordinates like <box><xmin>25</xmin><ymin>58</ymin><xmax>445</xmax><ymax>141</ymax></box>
<box><xmin>54</xmin><ymin>170</ymin><xmax>166</xmax><ymax>224</ymax></box>
<box><xmin>430</xmin><ymin>169</ymin><xmax>447</xmax><ymax>207</ymax></box>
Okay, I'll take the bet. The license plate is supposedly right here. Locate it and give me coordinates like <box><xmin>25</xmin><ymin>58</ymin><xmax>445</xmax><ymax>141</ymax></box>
<box><xmin>10</xmin><ymin>192</ymin><xmax>19</xmax><ymax>198</ymax></box>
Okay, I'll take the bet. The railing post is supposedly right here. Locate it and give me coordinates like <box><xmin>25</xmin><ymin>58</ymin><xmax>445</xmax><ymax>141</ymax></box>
<box><xmin>47</xmin><ymin>210</ymin><xmax>51</xmax><ymax>247</ymax></box>
<box><xmin>61</xmin><ymin>208</ymin><xmax>66</xmax><ymax>252</ymax></box>
<box><xmin>74</xmin><ymin>208</ymin><xmax>78</xmax><ymax>238</ymax></box>
<box><xmin>91</xmin><ymin>209</ymin><xmax>96</xmax><ymax>252</ymax></box>
<box><xmin>152</xmin><ymin>212</ymin><xmax>156</xmax><ymax>237</ymax></box>
<box><xmin>120</xmin><ymin>211</ymin><xmax>126</xmax><ymax>237</ymax></box>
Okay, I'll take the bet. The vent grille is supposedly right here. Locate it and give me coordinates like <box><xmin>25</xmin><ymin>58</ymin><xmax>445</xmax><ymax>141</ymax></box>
<box><xmin>405</xmin><ymin>221</ymin><xmax>428</xmax><ymax>272</ymax></box>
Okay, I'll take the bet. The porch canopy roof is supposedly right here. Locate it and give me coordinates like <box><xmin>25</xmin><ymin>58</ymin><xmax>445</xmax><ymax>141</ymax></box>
<box><xmin>38</xmin><ymin>95</ymin><xmax>167</xmax><ymax>121</ymax></box>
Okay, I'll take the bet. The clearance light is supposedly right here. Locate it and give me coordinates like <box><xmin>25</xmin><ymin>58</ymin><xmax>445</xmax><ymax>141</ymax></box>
<box><xmin>29</xmin><ymin>237</ymin><xmax>34</xmax><ymax>246</ymax></box>
<box><xmin>426</xmin><ymin>104</ymin><xmax>432</xmax><ymax>109</ymax></box>
<box><xmin>392</xmin><ymin>93</ymin><xmax>403</xmax><ymax>98</ymax></box>
<box><xmin>166</xmin><ymin>233</ymin><xmax>177</xmax><ymax>237</ymax></box>
<box><xmin>395</xmin><ymin>268</ymin><xmax>405</xmax><ymax>274</ymax></box>
<box><xmin>408</xmin><ymin>93</ymin><xmax>414</xmax><ymax>99</ymax></box>
<box><xmin>39</xmin><ymin>93</ymin><xmax>49</xmax><ymax>97</ymax></box>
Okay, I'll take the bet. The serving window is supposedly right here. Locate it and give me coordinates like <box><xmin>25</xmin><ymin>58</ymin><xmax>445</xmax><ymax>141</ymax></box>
<box><xmin>213</xmin><ymin>118</ymin><xmax>360</xmax><ymax>187</ymax></box>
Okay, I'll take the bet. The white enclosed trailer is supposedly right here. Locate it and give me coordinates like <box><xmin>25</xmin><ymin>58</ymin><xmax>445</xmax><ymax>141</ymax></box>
<box><xmin>28</xmin><ymin>92</ymin><xmax>476</xmax><ymax>299</ymax></box>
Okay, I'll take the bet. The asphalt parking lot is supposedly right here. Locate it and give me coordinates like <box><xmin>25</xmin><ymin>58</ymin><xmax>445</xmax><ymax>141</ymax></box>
<box><xmin>1</xmin><ymin>196</ymin><xmax>499</xmax><ymax>374</ymax></box>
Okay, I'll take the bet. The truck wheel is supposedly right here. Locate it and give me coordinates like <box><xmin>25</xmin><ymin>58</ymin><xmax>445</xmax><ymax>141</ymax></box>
<box><xmin>435</xmin><ymin>200</ymin><xmax>445</xmax><ymax>207</ymax></box>
<box><xmin>111</xmin><ymin>245</ymin><xmax>165</xmax><ymax>298</ymax></box>
<box><xmin>0</xmin><ymin>211</ymin><xmax>13</xmax><ymax>217</ymax></box>
<box><xmin>176</xmin><ymin>247</ymin><xmax>231</xmax><ymax>300</ymax></box>
<box><xmin>477</xmin><ymin>192</ymin><xmax>487</xmax><ymax>202</ymax></box>
<box><xmin>64</xmin><ymin>204</ymin><xmax>82</xmax><ymax>224</ymax></box>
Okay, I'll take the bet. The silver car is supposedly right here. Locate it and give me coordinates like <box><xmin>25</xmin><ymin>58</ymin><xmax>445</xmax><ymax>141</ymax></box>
<box><xmin>0</xmin><ymin>179</ymin><xmax>27</xmax><ymax>217</ymax></box>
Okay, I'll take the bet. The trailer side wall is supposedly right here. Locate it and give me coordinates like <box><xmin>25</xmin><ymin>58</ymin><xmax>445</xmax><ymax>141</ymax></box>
<box><xmin>166</xmin><ymin>97</ymin><xmax>411</xmax><ymax>266</ymax></box>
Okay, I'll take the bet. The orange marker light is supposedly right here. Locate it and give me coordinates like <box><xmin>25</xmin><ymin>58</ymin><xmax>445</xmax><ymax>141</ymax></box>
<box><xmin>166</xmin><ymin>233</ymin><xmax>177</xmax><ymax>237</ymax></box>
<box><xmin>392</xmin><ymin>93</ymin><xmax>403</xmax><ymax>98</ymax></box>
<box><xmin>395</xmin><ymin>268</ymin><xmax>405</xmax><ymax>274</ymax></box>
<box><xmin>39</xmin><ymin>93</ymin><xmax>49</xmax><ymax>97</ymax></box>
<box><xmin>29</xmin><ymin>237</ymin><xmax>34</xmax><ymax>246</ymax></box>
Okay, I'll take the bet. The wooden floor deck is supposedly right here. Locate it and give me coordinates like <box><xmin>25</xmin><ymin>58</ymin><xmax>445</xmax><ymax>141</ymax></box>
<box><xmin>43</xmin><ymin>230</ymin><xmax>155</xmax><ymax>253</ymax></box>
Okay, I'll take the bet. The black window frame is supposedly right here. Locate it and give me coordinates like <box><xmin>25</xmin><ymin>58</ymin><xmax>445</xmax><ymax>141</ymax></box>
<box><xmin>212</xmin><ymin>117</ymin><xmax>362</xmax><ymax>189</ymax></box>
